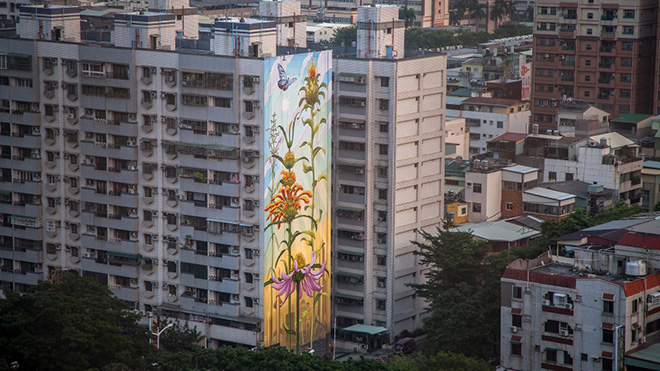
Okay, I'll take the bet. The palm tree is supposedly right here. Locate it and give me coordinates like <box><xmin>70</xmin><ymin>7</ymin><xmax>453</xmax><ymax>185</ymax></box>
<box><xmin>490</xmin><ymin>0</ymin><xmax>513</xmax><ymax>29</ymax></box>
<box><xmin>399</xmin><ymin>7</ymin><xmax>417</xmax><ymax>28</ymax></box>
<box><xmin>472</xmin><ymin>3</ymin><xmax>486</xmax><ymax>21</ymax></box>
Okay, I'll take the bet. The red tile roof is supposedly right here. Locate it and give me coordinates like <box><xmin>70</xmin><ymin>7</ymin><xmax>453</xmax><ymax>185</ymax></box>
<box><xmin>618</xmin><ymin>233</ymin><xmax>660</xmax><ymax>249</ymax></box>
<box><xmin>622</xmin><ymin>273</ymin><xmax>660</xmax><ymax>297</ymax></box>
<box><xmin>503</xmin><ymin>268</ymin><xmax>576</xmax><ymax>289</ymax></box>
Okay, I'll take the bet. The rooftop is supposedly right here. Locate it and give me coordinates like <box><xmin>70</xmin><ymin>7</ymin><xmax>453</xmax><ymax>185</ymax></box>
<box><xmin>453</xmin><ymin>218</ymin><xmax>541</xmax><ymax>242</ymax></box>
<box><xmin>611</xmin><ymin>113</ymin><xmax>653</xmax><ymax>123</ymax></box>
<box><xmin>643</xmin><ymin>160</ymin><xmax>660</xmax><ymax>170</ymax></box>
<box><xmin>524</xmin><ymin>187</ymin><xmax>575</xmax><ymax>201</ymax></box>
<box><xmin>626</xmin><ymin>341</ymin><xmax>660</xmax><ymax>367</ymax></box>
<box><xmin>450</xmin><ymin>88</ymin><xmax>479</xmax><ymax>97</ymax></box>
<box><xmin>531</xmin><ymin>262</ymin><xmax>628</xmax><ymax>284</ymax></box>
<box><xmin>488</xmin><ymin>132</ymin><xmax>527</xmax><ymax>144</ymax></box>
<box><xmin>503</xmin><ymin>164</ymin><xmax>538</xmax><ymax>174</ymax></box>
<box><xmin>587</xmin><ymin>132</ymin><xmax>635</xmax><ymax>149</ymax></box>
<box><xmin>539</xmin><ymin>181</ymin><xmax>615</xmax><ymax>200</ymax></box>
<box><xmin>462</xmin><ymin>97</ymin><xmax>524</xmax><ymax>107</ymax></box>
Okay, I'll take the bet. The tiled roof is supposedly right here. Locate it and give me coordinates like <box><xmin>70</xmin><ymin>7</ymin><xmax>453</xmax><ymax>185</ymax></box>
<box><xmin>462</xmin><ymin>97</ymin><xmax>523</xmax><ymax>106</ymax></box>
<box><xmin>488</xmin><ymin>132</ymin><xmax>527</xmax><ymax>143</ymax></box>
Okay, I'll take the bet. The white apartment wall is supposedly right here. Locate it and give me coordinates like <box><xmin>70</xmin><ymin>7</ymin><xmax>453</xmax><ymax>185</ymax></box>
<box><xmin>259</xmin><ymin>0</ymin><xmax>307</xmax><ymax>48</ymax></box>
<box><xmin>356</xmin><ymin>6</ymin><xmax>405</xmax><ymax>60</ymax></box>
<box><xmin>462</xmin><ymin>110</ymin><xmax>529</xmax><ymax>154</ymax></box>
<box><xmin>445</xmin><ymin>117</ymin><xmax>468</xmax><ymax>159</ymax></box>
<box><xmin>175</xmin><ymin>14</ymin><xmax>199</xmax><ymax>39</ymax></box>
<box><xmin>213</xmin><ymin>26</ymin><xmax>277</xmax><ymax>57</ymax></box>
<box><xmin>17</xmin><ymin>8</ymin><xmax>81</xmax><ymax>43</ymax></box>
<box><xmin>114</xmin><ymin>18</ymin><xmax>177</xmax><ymax>50</ymax></box>
<box><xmin>465</xmin><ymin>170</ymin><xmax>501</xmax><ymax>222</ymax></box>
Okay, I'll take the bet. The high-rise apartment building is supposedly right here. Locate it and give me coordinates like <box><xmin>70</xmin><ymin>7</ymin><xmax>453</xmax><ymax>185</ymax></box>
<box><xmin>0</xmin><ymin>2</ymin><xmax>445</xmax><ymax>347</ymax></box>
<box><xmin>532</xmin><ymin>0</ymin><xmax>657</xmax><ymax>131</ymax></box>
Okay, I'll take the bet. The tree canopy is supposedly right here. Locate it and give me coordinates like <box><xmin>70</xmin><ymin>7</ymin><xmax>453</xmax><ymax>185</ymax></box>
<box><xmin>330</xmin><ymin>25</ymin><xmax>357</xmax><ymax>46</ymax></box>
<box><xmin>0</xmin><ymin>273</ymin><xmax>153</xmax><ymax>371</ymax></box>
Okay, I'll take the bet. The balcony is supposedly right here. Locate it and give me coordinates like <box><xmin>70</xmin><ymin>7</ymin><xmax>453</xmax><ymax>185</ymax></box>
<box><xmin>81</xmin><ymin>233</ymin><xmax>139</xmax><ymax>255</ymax></box>
<box><xmin>338</xmin><ymin>193</ymin><xmax>365</xmax><ymax>205</ymax></box>
<box><xmin>336</xmin><ymin>236</ymin><xmax>364</xmax><ymax>249</ymax></box>
<box><xmin>81</xmin><ymin>255</ymin><xmax>139</xmax><ymax>278</ymax></box>
<box><xmin>599</xmin><ymin>46</ymin><xmax>614</xmax><ymax>53</ymax></box>
<box><xmin>180</xmin><ymin>248</ymin><xmax>239</xmax><ymax>270</ymax></box>
<box><xmin>598</xmin><ymin>78</ymin><xmax>612</xmax><ymax>85</ymax></box>
<box><xmin>601</xmin><ymin>14</ymin><xmax>616</xmax><ymax>21</ymax></box>
<box><xmin>80</xmin><ymin>187</ymin><xmax>139</xmax><ymax>208</ymax></box>
<box><xmin>180</xmin><ymin>295</ymin><xmax>240</xmax><ymax>317</ymax></box>
<box><xmin>598</xmin><ymin>62</ymin><xmax>613</xmax><ymax>69</ymax></box>
<box><xmin>109</xmin><ymin>285</ymin><xmax>138</xmax><ymax>302</ymax></box>
<box><xmin>80</xmin><ymin>117</ymin><xmax>138</xmax><ymax>137</ymax></box>
<box><xmin>81</xmin><ymin>164</ymin><xmax>138</xmax><ymax>184</ymax></box>
<box><xmin>80</xmin><ymin>141</ymin><xmax>138</xmax><ymax>161</ymax></box>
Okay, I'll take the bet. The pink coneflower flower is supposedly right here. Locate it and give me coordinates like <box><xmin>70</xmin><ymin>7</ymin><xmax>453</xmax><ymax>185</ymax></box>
<box><xmin>271</xmin><ymin>251</ymin><xmax>326</xmax><ymax>305</ymax></box>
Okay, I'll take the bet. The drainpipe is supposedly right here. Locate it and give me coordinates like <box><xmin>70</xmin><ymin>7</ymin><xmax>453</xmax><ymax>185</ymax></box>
<box><xmin>614</xmin><ymin>324</ymin><xmax>623</xmax><ymax>371</ymax></box>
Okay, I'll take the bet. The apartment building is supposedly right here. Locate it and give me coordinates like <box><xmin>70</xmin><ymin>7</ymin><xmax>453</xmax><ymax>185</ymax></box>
<box><xmin>501</xmin><ymin>216</ymin><xmax>660</xmax><ymax>371</ymax></box>
<box><xmin>0</xmin><ymin>1</ymin><xmax>445</xmax><ymax>347</ymax></box>
<box><xmin>333</xmin><ymin>5</ymin><xmax>445</xmax><ymax>333</ymax></box>
<box><xmin>532</xmin><ymin>0</ymin><xmax>657</xmax><ymax>130</ymax></box>
<box><xmin>461</xmin><ymin>97</ymin><xmax>530</xmax><ymax>157</ymax></box>
<box><xmin>302</xmin><ymin>0</ymin><xmax>449</xmax><ymax>29</ymax></box>
<box><xmin>543</xmin><ymin>132</ymin><xmax>643</xmax><ymax>204</ymax></box>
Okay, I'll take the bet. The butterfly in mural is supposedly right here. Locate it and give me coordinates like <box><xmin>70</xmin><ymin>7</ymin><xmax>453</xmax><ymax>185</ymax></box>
<box><xmin>277</xmin><ymin>64</ymin><xmax>297</xmax><ymax>91</ymax></box>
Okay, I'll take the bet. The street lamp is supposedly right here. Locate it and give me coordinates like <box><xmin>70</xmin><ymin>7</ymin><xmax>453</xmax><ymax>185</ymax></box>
<box><xmin>154</xmin><ymin>323</ymin><xmax>174</xmax><ymax>350</ymax></box>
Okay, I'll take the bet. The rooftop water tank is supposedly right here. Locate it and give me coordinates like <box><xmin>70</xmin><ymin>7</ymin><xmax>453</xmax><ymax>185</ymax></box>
<box><xmin>626</xmin><ymin>259</ymin><xmax>647</xmax><ymax>277</ymax></box>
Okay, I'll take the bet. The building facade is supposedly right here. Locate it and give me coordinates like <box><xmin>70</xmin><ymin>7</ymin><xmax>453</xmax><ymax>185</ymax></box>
<box><xmin>532</xmin><ymin>0</ymin><xmax>657</xmax><ymax>130</ymax></box>
<box><xmin>0</xmin><ymin>1</ymin><xmax>445</xmax><ymax>347</ymax></box>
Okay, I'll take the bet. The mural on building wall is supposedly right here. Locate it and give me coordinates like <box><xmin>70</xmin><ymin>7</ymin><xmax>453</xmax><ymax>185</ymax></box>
<box><xmin>263</xmin><ymin>51</ymin><xmax>332</xmax><ymax>353</ymax></box>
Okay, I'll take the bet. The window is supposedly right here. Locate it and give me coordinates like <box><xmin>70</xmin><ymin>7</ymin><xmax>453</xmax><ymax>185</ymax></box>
<box><xmin>506</xmin><ymin>202</ymin><xmax>513</xmax><ymax>211</ymax></box>
<box><xmin>497</xmin><ymin>121</ymin><xmax>503</xmax><ymax>129</ymax></box>
<box><xmin>622</xmin><ymin>42</ymin><xmax>633</xmax><ymax>50</ymax></box>
<box><xmin>602</xmin><ymin>329</ymin><xmax>614</xmax><ymax>343</ymax></box>
<box><xmin>586</xmin><ymin>28</ymin><xmax>592</xmax><ymax>35</ymax></box>
<box><xmin>586</xmin><ymin>60</ymin><xmax>591</xmax><ymax>66</ymax></box>
<box><xmin>472</xmin><ymin>202</ymin><xmax>481</xmax><ymax>213</ymax></box>
<box><xmin>245</xmin><ymin>248</ymin><xmax>254</xmax><ymax>260</ymax></box>
<box><xmin>586</xmin><ymin>44</ymin><xmax>592</xmax><ymax>50</ymax></box>
<box><xmin>620</xmin><ymin>90</ymin><xmax>631</xmax><ymax>98</ymax></box>
<box><xmin>603</xmin><ymin>358</ymin><xmax>613</xmax><ymax>370</ymax></box>
<box><xmin>378</xmin><ymin>189</ymin><xmax>387</xmax><ymax>200</ymax></box>
<box><xmin>213</xmin><ymin>97</ymin><xmax>231</xmax><ymax>108</ymax></box>
<box><xmin>585</xmin><ymin>75</ymin><xmax>591</xmax><ymax>82</ymax></box>
<box><xmin>245</xmin><ymin>272</ymin><xmax>254</xmax><ymax>284</ymax></box>
<box><xmin>563</xmin><ymin>351</ymin><xmax>573</xmax><ymax>365</ymax></box>
<box><xmin>511</xmin><ymin>342</ymin><xmax>521</xmax><ymax>356</ymax></box>
<box><xmin>603</xmin><ymin>299</ymin><xmax>614</xmax><ymax>313</ymax></box>
<box><xmin>632</xmin><ymin>299</ymin><xmax>638</xmax><ymax>313</ymax></box>
<box><xmin>623</xmin><ymin>26</ymin><xmax>634</xmax><ymax>35</ymax></box>
<box><xmin>513</xmin><ymin>286</ymin><xmax>522</xmax><ymax>299</ymax></box>
<box><xmin>380</xmin><ymin>123</ymin><xmax>388</xmax><ymax>133</ymax></box>
<box><xmin>377</xmin><ymin>255</ymin><xmax>386</xmax><ymax>265</ymax></box>
<box><xmin>0</xmin><ymin>54</ymin><xmax>5</xmax><ymax>69</ymax></box>
<box><xmin>584</xmin><ymin>91</ymin><xmax>590</xmax><ymax>97</ymax></box>
<box><xmin>587</xmin><ymin>12</ymin><xmax>593</xmax><ymax>19</ymax></box>
<box><xmin>145</xmin><ymin>281</ymin><xmax>153</xmax><ymax>291</ymax></box>
<box><xmin>623</xmin><ymin>10</ymin><xmax>635</xmax><ymax>18</ymax></box>
<box><xmin>245</xmin><ymin>297</ymin><xmax>254</xmax><ymax>308</ymax></box>
<box><xmin>622</xmin><ymin>58</ymin><xmax>632</xmax><ymax>67</ymax></box>
<box><xmin>546</xmin><ymin>348</ymin><xmax>557</xmax><ymax>362</ymax></box>
<box><xmin>379</xmin><ymin>144</ymin><xmax>388</xmax><ymax>155</ymax></box>
<box><xmin>549</xmin><ymin>171</ymin><xmax>557</xmax><ymax>181</ymax></box>
<box><xmin>581</xmin><ymin>353</ymin><xmax>588</xmax><ymax>362</ymax></box>
<box><xmin>380</xmin><ymin>77</ymin><xmax>389</xmax><ymax>87</ymax></box>
<box><xmin>512</xmin><ymin>314</ymin><xmax>522</xmax><ymax>328</ymax></box>
<box><xmin>473</xmin><ymin>183</ymin><xmax>482</xmax><ymax>193</ymax></box>
<box><xmin>565</xmin><ymin>173</ymin><xmax>574</xmax><ymax>181</ymax></box>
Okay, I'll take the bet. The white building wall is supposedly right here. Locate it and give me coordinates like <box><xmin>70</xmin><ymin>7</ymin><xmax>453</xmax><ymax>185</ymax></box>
<box><xmin>465</xmin><ymin>170</ymin><xmax>502</xmax><ymax>222</ymax></box>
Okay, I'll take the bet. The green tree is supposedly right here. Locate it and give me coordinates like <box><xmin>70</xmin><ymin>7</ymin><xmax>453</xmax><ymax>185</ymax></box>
<box><xmin>409</xmin><ymin>226</ymin><xmax>490</xmax><ymax>299</ymax></box>
<box><xmin>159</xmin><ymin>320</ymin><xmax>203</xmax><ymax>352</ymax></box>
<box><xmin>0</xmin><ymin>273</ymin><xmax>153</xmax><ymax>371</ymax></box>
<box><xmin>493</xmin><ymin>22</ymin><xmax>533</xmax><ymax>38</ymax></box>
<box><xmin>399</xmin><ymin>7</ymin><xmax>417</xmax><ymax>28</ymax></box>
<box><xmin>389</xmin><ymin>351</ymin><xmax>491</xmax><ymax>371</ymax></box>
<box><xmin>330</xmin><ymin>25</ymin><xmax>357</xmax><ymax>46</ymax></box>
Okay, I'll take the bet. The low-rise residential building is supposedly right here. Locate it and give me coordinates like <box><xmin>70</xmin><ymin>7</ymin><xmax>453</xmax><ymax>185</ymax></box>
<box><xmin>642</xmin><ymin>161</ymin><xmax>660</xmax><ymax>211</ymax></box>
<box><xmin>522</xmin><ymin>187</ymin><xmax>576</xmax><ymax>221</ymax></box>
<box><xmin>486</xmin><ymin>132</ymin><xmax>527</xmax><ymax>161</ymax></box>
<box><xmin>539</xmin><ymin>181</ymin><xmax>615</xmax><ymax>216</ymax></box>
<box><xmin>465</xmin><ymin>161</ymin><xmax>503</xmax><ymax>223</ymax></box>
<box><xmin>501</xmin><ymin>252</ymin><xmax>660</xmax><ymax>371</ymax></box>
<box><xmin>543</xmin><ymin>132</ymin><xmax>643</xmax><ymax>205</ymax></box>
<box><xmin>501</xmin><ymin>165</ymin><xmax>539</xmax><ymax>219</ymax></box>
<box><xmin>556</xmin><ymin>99</ymin><xmax>609</xmax><ymax>138</ymax></box>
<box><xmin>610</xmin><ymin>114</ymin><xmax>654</xmax><ymax>142</ymax></box>
<box><xmin>461</xmin><ymin>97</ymin><xmax>530</xmax><ymax>156</ymax></box>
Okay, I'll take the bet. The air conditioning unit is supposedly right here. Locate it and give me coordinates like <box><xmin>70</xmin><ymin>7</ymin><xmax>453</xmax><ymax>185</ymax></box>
<box><xmin>253</xmin><ymin>298</ymin><xmax>260</xmax><ymax>305</ymax></box>
<box><xmin>150</xmin><ymin>91</ymin><xmax>157</xmax><ymax>98</ymax></box>
<box><xmin>253</xmin><ymin>200</ymin><xmax>260</xmax><ymax>207</ymax></box>
<box><xmin>560</xmin><ymin>55</ymin><xmax>565</xmax><ymax>60</ymax></box>
<box><xmin>152</xmin><ymin>235</ymin><xmax>158</xmax><ymax>241</ymax></box>
<box><xmin>510</xmin><ymin>326</ymin><xmax>518</xmax><ymax>333</ymax></box>
<box><xmin>559</xmin><ymin>329</ymin><xmax>569</xmax><ymax>337</ymax></box>
<box><xmin>139</xmin><ymin>310</ymin><xmax>145</xmax><ymax>316</ymax></box>
<box><xmin>127</xmin><ymin>139</ymin><xmax>136</xmax><ymax>146</ymax></box>
<box><xmin>254</xmin><ymin>250</ymin><xmax>260</xmax><ymax>256</ymax></box>
<box><xmin>542</xmin><ymin>299</ymin><xmax>551</xmax><ymax>306</ymax></box>
<box><xmin>254</xmin><ymin>273</ymin><xmax>260</xmax><ymax>279</ymax></box>
<box><xmin>61</xmin><ymin>82</ymin><xmax>68</xmax><ymax>89</ymax></box>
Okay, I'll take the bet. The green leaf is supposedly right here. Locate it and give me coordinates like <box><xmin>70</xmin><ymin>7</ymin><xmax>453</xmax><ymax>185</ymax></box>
<box><xmin>302</xmin><ymin>163</ymin><xmax>313</xmax><ymax>173</ymax></box>
<box><xmin>264</xmin><ymin>278</ymin><xmax>274</xmax><ymax>287</ymax></box>
<box><xmin>313</xmin><ymin>292</ymin><xmax>329</xmax><ymax>306</ymax></box>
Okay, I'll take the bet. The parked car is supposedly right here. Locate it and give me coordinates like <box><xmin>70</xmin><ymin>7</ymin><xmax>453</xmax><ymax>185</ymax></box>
<box><xmin>393</xmin><ymin>337</ymin><xmax>416</xmax><ymax>354</ymax></box>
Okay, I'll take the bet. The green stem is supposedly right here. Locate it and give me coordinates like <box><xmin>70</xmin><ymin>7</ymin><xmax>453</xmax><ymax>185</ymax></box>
<box><xmin>296</xmin><ymin>281</ymin><xmax>300</xmax><ymax>354</ymax></box>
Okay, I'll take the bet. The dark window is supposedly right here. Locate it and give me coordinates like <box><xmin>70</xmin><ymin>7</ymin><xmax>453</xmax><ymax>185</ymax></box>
<box><xmin>603</xmin><ymin>300</ymin><xmax>614</xmax><ymax>313</ymax></box>
<box><xmin>512</xmin><ymin>314</ymin><xmax>522</xmax><ymax>328</ymax></box>
<box><xmin>511</xmin><ymin>342</ymin><xmax>521</xmax><ymax>356</ymax></box>
<box><xmin>473</xmin><ymin>183</ymin><xmax>482</xmax><ymax>193</ymax></box>
<box><xmin>513</xmin><ymin>286</ymin><xmax>522</xmax><ymax>299</ymax></box>
<box><xmin>603</xmin><ymin>329</ymin><xmax>613</xmax><ymax>343</ymax></box>
<box><xmin>546</xmin><ymin>349</ymin><xmax>557</xmax><ymax>362</ymax></box>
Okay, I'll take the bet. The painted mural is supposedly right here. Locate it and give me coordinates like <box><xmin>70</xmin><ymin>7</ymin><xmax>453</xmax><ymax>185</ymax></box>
<box><xmin>263</xmin><ymin>51</ymin><xmax>332</xmax><ymax>353</ymax></box>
